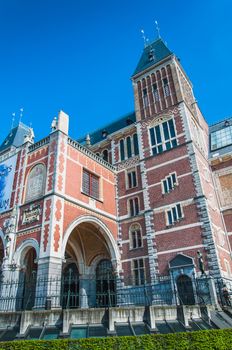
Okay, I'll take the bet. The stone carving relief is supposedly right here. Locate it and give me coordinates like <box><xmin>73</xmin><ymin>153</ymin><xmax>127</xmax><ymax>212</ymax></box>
<box><xmin>25</xmin><ymin>163</ymin><xmax>46</xmax><ymax>202</ymax></box>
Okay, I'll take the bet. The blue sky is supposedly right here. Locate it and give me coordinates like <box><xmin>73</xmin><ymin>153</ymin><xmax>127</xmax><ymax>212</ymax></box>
<box><xmin>0</xmin><ymin>0</ymin><xmax>231</xmax><ymax>142</ymax></box>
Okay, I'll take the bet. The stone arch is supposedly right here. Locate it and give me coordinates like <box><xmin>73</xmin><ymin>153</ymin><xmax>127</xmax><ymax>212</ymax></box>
<box><xmin>62</xmin><ymin>215</ymin><xmax>120</xmax><ymax>271</ymax></box>
<box><xmin>14</xmin><ymin>238</ymin><xmax>39</xmax><ymax>267</ymax></box>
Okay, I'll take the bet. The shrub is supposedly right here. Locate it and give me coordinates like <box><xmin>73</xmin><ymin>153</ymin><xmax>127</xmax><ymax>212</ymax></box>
<box><xmin>0</xmin><ymin>329</ymin><xmax>232</xmax><ymax>350</ymax></box>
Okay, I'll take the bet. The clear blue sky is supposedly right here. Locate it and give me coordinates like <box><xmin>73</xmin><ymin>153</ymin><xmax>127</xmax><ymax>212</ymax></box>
<box><xmin>0</xmin><ymin>0</ymin><xmax>231</xmax><ymax>142</ymax></box>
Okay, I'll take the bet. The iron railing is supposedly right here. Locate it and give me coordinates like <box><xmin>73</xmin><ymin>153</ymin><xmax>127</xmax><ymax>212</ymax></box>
<box><xmin>0</xmin><ymin>275</ymin><xmax>213</xmax><ymax>312</ymax></box>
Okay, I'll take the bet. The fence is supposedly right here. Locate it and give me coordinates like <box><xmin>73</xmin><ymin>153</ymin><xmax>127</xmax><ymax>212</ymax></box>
<box><xmin>215</xmin><ymin>277</ymin><xmax>232</xmax><ymax>307</ymax></box>
<box><xmin>0</xmin><ymin>274</ymin><xmax>213</xmax><ymax>312</ymax></box>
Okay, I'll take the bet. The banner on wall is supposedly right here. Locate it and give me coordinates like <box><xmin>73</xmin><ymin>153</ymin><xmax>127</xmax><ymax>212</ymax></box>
<box><xmin>0</xmin><ymin>154</ymin><xmax>17</xmax><ymax>213</ymax></box>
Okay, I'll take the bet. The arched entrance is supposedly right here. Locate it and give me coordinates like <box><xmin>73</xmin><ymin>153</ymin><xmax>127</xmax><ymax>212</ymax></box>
<box><xmin>177</xmin><ymin>275</ymin><xmax>195</xmax><ymax>305</ymax></box>
<box><xmin>96</xmin><ymin>259</ymin><xmax>116</xmax><ymax>307</ymax></box>
<box><xmin>20</xmin><ymin>247</ymin><xmax>38</xmax><ymax>310</ymax></box>
<box><xmin>62</xmin><ymin>217</ymin><xmax>120</xmax><ymax>308</ymax></box>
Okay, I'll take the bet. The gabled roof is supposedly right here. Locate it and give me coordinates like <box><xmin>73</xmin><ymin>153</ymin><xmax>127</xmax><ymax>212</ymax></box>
<box><xmin>77</xmin><ymin>112</ymin><xmax>136</xmax><ymax>146</ymax></box>
<box><xmin>132</xmin><ymin>38</ymin><xmax>172</xmax><ymax>77</ymax></box>
<box><xmin>0</xmin><ymin>122</ymin><xmax>32</xmax><ymax>154</ymax></box>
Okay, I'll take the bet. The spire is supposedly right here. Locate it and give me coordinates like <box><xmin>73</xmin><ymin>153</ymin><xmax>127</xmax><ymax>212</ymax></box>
<box><xmin>132</xmin><ymin>38</ymin><xmax>172</xmax><ymax>77</ymax></box>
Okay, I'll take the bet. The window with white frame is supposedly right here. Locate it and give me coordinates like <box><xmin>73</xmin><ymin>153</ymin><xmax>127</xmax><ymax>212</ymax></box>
<box><xmin>163</xmin><ymin>77</ymin><xmax>170</xmax><ymax>97</ymax></box>
<box><xmin>130</xmin><ymin>224</ymin><xmax>142</xmax><ymax>249</ymax></box>
<box><xmin>166</xmin><ymin>203</ymin><xmax>183</xmax><ymax>225</ymax></box>
<box><xmin>132</xmin><ymin>259</ymin><xmax>145</xmax><ymax>285</ymax></box>
<box><xmin>119</xmin><ymin>133</ymin><xmax>139</xmax><ymax>161</ymax></box>
<box><xmin>119</xmin><ymin>139</ymin><xmax>125</xmax><ymax>161</ymax></box>
<box><xmin>153</xmin><ymin>83</ymin><xmax>159</xmax><ymax>102</ymax></box>
<box><xmin>143</xmin><ymin>88</ymin><xmax>149</xmax><ymax>108</ymax></box>
<box><xmin>162</xmin><ymin>173</ymin><xmax>177</xmax><ymax>193</ymax></box>
<box><xmin>129</xmin><ymin>197</ymin><xmax>139</xmax><ymax>216</ymax></box>
<box><xmin>127</xmin><ymin>169</ymin><xmax>137</xmax><ymax>189</ymax></box>
<box><xmin>82</xmin><ymin>169</ymin><xmax>100</xmax><ymax>200</ymax></box>
<box><xmin>133</xmin><ymin>133</ymin><xmax>139</xmax><ymax>155</ymax></box>
<box><xmin>149</xmin><ymin>119</ymin><xmax>177</xmax><ymax>156</ymax></box>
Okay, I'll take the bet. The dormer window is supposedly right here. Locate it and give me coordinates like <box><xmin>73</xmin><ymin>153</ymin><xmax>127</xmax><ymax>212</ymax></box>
<box><xmin>102</xmin><ymin>130</ymin><xmax>108</xmax><ymax>138</ymax></box>
<box><xmin>148</xmin><ymin>49</ymin><xmax>154</xmax><ymax>61</ymax></box>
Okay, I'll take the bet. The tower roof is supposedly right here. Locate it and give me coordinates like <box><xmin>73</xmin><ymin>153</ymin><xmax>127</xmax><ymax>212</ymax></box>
<box><xmin>0</xmin><ymin>122</ymin><xmax>32</xmax><ymax>154</ymax></box>
<box><xmin>132</xmin><ymin>38</ymin><xmax>172</xmax><ymax>77</ymax></box>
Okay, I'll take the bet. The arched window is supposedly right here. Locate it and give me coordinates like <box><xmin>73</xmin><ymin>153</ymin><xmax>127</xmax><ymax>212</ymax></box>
<box><xmin>120</xmin><ymin>139</ymin><xmax>125</xmax><ymax>161</ymax></box>
<box><xmin>133</xmin><ymin>133</ymin><xmax>139</xmax><ymax>155</ymax></box>
<box><xmin>129</xmin><ymin>197</ymin><xmax>139</xmax><ymax>216</ymax></box>
<box><xmin>25</xmin><ymin>164</ymin><xmax>46</xmax><ymax>202</ymax></box>
<box><xmin>102</xmin><ymin>149</ymin><xmax>108</xmax><ymax>162</ymax></box>
<box><xmin>126</xmin><ymin>137</ymin><xmax>132</xmax><ymax>158</ymax></box>
<box><xmin>130</xmin><ymin>224</ymin><xmax>142</xmax><ymax>249</ymax></box>
<box><xmin>96</xmin><ymin>259</ymin><xmax>116</xmax><ymax>307</ymax></box>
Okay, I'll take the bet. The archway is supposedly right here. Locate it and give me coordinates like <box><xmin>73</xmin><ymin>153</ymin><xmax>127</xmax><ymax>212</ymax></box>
<box><xmin>176</xmin><ymin>275</ymin><xmax>195</xmax><ymax>305</ymax></box>
<box><xmin>62</xmin><ymin>217</ymin><xmax>119</xmax><ymax>308</ymax></box>
<box><xmin>19</xmin><ymin>247</ymin><xmax>38</xmax><ymax>310</ymax></box>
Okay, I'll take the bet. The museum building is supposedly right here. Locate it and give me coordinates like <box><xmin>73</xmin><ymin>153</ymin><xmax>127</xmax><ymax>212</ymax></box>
<box><xmin>0</xmin><ymin>38</ymin><xmax>232</xmax><ymax>338</ymax></box>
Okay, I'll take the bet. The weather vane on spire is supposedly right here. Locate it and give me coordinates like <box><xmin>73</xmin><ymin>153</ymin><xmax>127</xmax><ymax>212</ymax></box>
<box><xmin>19</xmin><ymin>108</ymin><xmax>24</xmax><ymax>123</ymax></box>
<box><xmin>141</xmin><ymin>29</ymin><xmax>149</xmax><ymax>47</ymax></box>
<box><xmin>11</xmin><ymin>113</ymin><xmax>15</xmax><ymax>130</ymax></box>
<box><xmin>155</xmin><ymin>20</ymin><xmax>161</xmax><ymax>39</ymax></box>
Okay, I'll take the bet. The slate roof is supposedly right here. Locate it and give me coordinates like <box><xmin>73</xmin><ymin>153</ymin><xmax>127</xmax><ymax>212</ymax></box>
<box><xmin>77</xmin><ymin>112</ymin><xmax>136</xmax><ymax>146</ymax></box>
<box><xmin>0</xmin><ymin>122</ymin><xmax>32</xmax><ymax>154</ymax></box>
<box><xmin>132</xmin><ymin>38</ymin><xmax>172</xmax><ymax>77</ymax></box>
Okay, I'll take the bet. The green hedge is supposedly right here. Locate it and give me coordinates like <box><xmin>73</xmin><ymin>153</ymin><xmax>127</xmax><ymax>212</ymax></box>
<box><xmin>0</xmin><ymin>329</ymin><xmax>232</xmax><ymax>350</ymax></box>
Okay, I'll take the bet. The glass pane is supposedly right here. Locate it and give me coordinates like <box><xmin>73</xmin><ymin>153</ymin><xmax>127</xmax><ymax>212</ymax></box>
<box><xmin>149</xmin><ymin>128</ymin><xmax>156</xmax><ymax>146</ymax></box>
<box><xmin>168</xmin><ymin>119</ymin><xmax>176</xmax><ymax>138</ymax></box>
<box><xmin>128</xmin><ymin>173</ymin><xmax>132</xmax><ymax>188</ymax></box>
<box><xmin>167</xmin><ymin>177</ymin><xmax>172</xmax><ymax>190</ymax></box>
<box><xmin>132</xmin><ymin>171</ymin><xmax>137</xmax><ymax>187</ymax></box>
<box><xmin>168</xmin><ymin>211</ymin><xmax>172</xmax><ymax>225</ymax></box>
<box><xmin>155</xmin><ymin>125</ymin><xmax>162</xmax><ymax>143</ymax></box>
<box><xmin>133</xmin><ymin>134</ymin><xmax>139</xmax><ymax>155</ymax></box>
<box><xmin>171</xmin><ymin>173</ymin><xmax>176</xmax><ymax>184</ymax></box>
<box><xmin>166</xmin><ymin>141</ymin><xmax>171</xmax><ymax>150</ymax></box>
<box><xmin>163</xmin><ymin>122</ymin><xmax>170</xmax><ymax>140</ymax></box>
<box><xmin>120</xmin><ymin>139</ymin><xmax>125</xmax><ymax>161</ymax></box>
<box><xmin>172</xmin><ymin>207</ymin><xmax>177</xmax><ymax>221</ymax></box>
<box><xmin>177</xmin><ymin>204</ymin><xmax>182</xmax><ymax>218</ymax></box>
<box><xmin>163</xmin><ymin>180</ymin><xmax>168</xmax><ymax>193</ymax></box>
<box><xmin>127</xmin><ymin>137</ymin><xmax>132</xmax><ymax>158</ymax></box>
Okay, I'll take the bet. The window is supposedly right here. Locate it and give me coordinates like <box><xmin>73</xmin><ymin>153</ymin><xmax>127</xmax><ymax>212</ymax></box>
<box><xmin>127</xmin><ymin>169</ymin><xmax>137</xmax><ymax>189</ymax></box>
<box><xmin>132</xmin><ymin>259</ymin><xmax>145</xmax><ymax>285</ymax></box>
<box><xmin>82</xmin><ymin>169</ymin><xmax>100</xmax><ymax>199</ymax></box>
<box><xmin>163</xmin><ymin>78</ymin><xmax>170</xmax><ymax>97</ymax></box>
<box><xmin>167</xmin><ymin>204</ymin><xmax>183</xmax><ymax>226</ymax></box>
<box><xmin>120</xmin><ymin>139</ymin><xmax>125</xmax><ymax>161</ymax></box>
<box><xmin>149</xmin><ymin>119</ymin><xmax>177</xmax><ymax>156</ymax></box>
<box><xmin>119</xmin><ymin>134</ymin><xmax>139</xmax><ymax>161</ymax></box>
<box><xmin>25</xmin><ymin>164</ymin><xmax>46</xmax><ymax>202</ymax></box>
<box><xmin>162</xmin><ymin>173</ymin><xmax>177</xmax><ymax>193</ymax></box>
<box><xmin>211</xmin><ymin>125</ymin><xmax>232</xmax><ymax>151</ymax></box>
<box><xmin>153</xmin><ymin>83</ymin><xmax>159</xmax><ymax>102</ymax></box>
<box><xmin>129</xmin><ymin>197</ymin><xmax>139</xmax><ymax>216</ymax></box>
<box><xmin>133</xmin><ymin>133</ymin><xmax>139</xmax><ymax>155</ymax></box>
<box><xmin>143</xmin><ymin>88</ymin><xmax>149</xmax><ymax>108</ymax></box>
<box><xmin>130</xmin><ymin>224</ymin><xmax>142</xmax><ymax>249</ymax></box>
<box><xmin>126</xmin><ymin>137</ymin><xmax>132</xmax><ymax>158</ymax></box>
<box><xmin>102</xmin><ymin>149</ymin><xmax>108</xmax><ymax>162</ymax></box>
